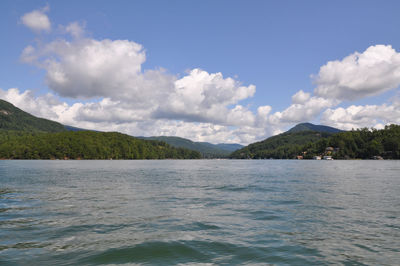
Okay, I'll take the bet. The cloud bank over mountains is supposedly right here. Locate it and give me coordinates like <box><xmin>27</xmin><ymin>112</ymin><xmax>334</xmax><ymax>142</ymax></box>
<box><xmin>1</xmin><ymin>7</ymin><xmax>400</xmax><ymax>144</ymax></box>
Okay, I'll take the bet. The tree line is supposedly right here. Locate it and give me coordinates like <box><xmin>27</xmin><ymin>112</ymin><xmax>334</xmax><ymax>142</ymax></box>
<box><xmin>0</xmin><ymin>131</ymin><xmax>201</xmax><ymax>159</ymax></box>
<box><xmin>230</xmin><ymin>131</ymin><xmax>332</xmax><ymax>159</ymax></box>
<box><xmin>303</xmin><ymin>124</ymin><xmax>400</xmax><ymax>159</ymax></box>
<box><xmin>230</xmin><ymin>125</ymin><xmax>400</xmax><ymax>159</ymax></box>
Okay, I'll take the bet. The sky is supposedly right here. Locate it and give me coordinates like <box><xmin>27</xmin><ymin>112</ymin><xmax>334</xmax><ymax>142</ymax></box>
<box><xmin>1</xmin><ymin>0</ymin><xmax>400</xmax><ymax>144</ymax></box>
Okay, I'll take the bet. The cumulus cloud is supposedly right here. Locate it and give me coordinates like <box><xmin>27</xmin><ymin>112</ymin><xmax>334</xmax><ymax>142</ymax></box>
<box><xmin>21</xmin><ymin>5</ymin><xmax>51</xmax><ymax>33</ymax></box>
<box><xmin>155</xmin><ymin>69</ymin><xmax>256</xmax><ymax>126</ymax></box>
<box><xmin>268</xmin><ymin>93</ymin><xmax>336</xmax><ymax>125</ymax></box>
<box><xmin>14</xmin><ymin>8</ymin><xmax>400</xmax><ymax>143</ymax></box>
<box><xmin>0</xmin><ymin>88</ymin><xmax>266</xmax><ymax>144</ymax></box>
<box><xmin>291</xmin><ymin>90</ymin><xmax>311</xmax><ymax>104</ymax></box>
<box><xmin>22</xmin><ymin>38</ymin><xmax>148</xmax><ymax>99</ymax></box>
<box><xmin>19</xmin><ymin>37</ymin><xmax>400</xmax><ymax>143</ymax></box>
<box><xmin>0</xmin><ymin>88</ymin><xmax>89</xmax><ymax>128</ymax></box>
<box><xmin>20</xmin><ymin>35</ymin><xmax>257</xmax><ymax>128</ymax></box>
<box><xmin>321</xmin><ymin>102</ymin><xmax>400</xmax><ymax>130</ymax></box>
<box><xmin>314</xmin><ymin>45</ymin><xmax>400</xmax><ymax>101</ymax></box>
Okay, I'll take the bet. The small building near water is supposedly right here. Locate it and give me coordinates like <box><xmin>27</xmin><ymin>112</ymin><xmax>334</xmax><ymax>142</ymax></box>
<box><xmin>323</xmin><ymin>155</ymin><xmax>333</xmax><ymax>160</ymax></box>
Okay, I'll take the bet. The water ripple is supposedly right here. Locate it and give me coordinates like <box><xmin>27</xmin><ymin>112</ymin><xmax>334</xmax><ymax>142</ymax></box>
<box><xmin>0</xmin><ymin>160</ymin><xmax>399</xmax><ymax>265</ymax></box>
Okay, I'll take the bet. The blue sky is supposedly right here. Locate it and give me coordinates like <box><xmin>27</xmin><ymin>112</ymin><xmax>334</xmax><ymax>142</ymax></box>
<box><xmin>1</xmin><ymin>0</ymin><xmax>400</xmax><ymax>144</ymax></box>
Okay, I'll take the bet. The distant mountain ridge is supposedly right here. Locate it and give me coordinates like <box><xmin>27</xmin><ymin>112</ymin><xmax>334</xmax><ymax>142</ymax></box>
<box><xmin>138</xmin><ymin>136</ymin><xmax>243</xmax><ymax>158</ymax></box>
<box><xmin>288</xmin><ymin>122</ymin><xmax>343</xmax><ymax>133</ymax></box>
<box><xmin>215</xmin><ymin>143</ymin><xmax>244</xmax><ymax>152</ymax></box>
<box><xmin>63</xmin><ymin>125</ymin><xmax>88</xmax><ymax>132</ymax></box>
<box><xmin>230</xmin><ymin>122</ymin><xmax>342</xmax><ymax>159</ymax></box>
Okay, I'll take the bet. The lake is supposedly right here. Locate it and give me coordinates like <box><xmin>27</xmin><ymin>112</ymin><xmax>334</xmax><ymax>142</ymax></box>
<box><xmin>0</xmin><ymin>160</ymin><xmax>399</xmax><ymax>265</ymax></box>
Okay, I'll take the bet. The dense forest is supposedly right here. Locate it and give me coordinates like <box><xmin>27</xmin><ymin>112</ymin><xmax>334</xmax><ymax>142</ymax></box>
<box><xmin>230</xmin><ymin>130</ymin><xmax>334</xmax><ymax>159</ymax></box>
<box><xmin>0</xmin><ymin>131</ymin><xmax>201</xmax><ymax>159</ymax></box>
<box><xmin>230</xmin><ymin>125</ymin><xmax>400</xmax><ymax>160</ymax></box>
<box><xmin>302</xmin><ymin>124</ymin><xmax>400</xmax><ymax>159</ymax></box>
<box><xmin>0</xmin><ymin>99</ymin><xmax>201</xmax><ymax>159</ymax></box>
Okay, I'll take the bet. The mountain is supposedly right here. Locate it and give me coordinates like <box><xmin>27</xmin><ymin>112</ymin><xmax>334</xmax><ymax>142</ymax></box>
<box><xmin>230</xmin><ymin>123</ymin><xmax>341</xmax><ymax>159</ymax></box>
<box><xmin>0</xmin><ymin>99</ymin><xmax>201</xmax><ymax>159</ymax></box>
<box><xmin>0</xmin><ymin>99</ymin><xmax>66</xmax><ymax>132</ymax></box>
<box><xmin>191</xmin><ymin>142</ymin><xmax>243</xmax><ymax>152</ymax></box>
<box><xmin>216</xmin><ymin>143</ymin><xmax>244</xmax><ymax>152</ymax></box>
<box><xmin>287</xmin><ymin>122</ymin><xmax>343</xmax><ymax>134</ymax></box>
<box><xmin>138</xmin><ymin>136</ymin><xmax>243</xmax><ymax>158</ymax></box>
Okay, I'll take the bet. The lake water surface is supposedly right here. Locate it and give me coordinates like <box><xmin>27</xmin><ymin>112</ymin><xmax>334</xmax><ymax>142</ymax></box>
<box><xmin>0</xmin><ymin>160</ymin><xmax>399</xmax><ymax>265</ymax></box>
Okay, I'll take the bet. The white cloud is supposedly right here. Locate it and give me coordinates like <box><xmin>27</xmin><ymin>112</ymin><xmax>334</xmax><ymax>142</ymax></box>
<box><xmin>268</xmin><ymin>94</ymin><xmax>336</xmax><ymax>125</ymax></box>
<box><xmin>18</xmin><ymin>37</ymin><xmax>400</xmax><ymax>144</ymax></box>
<box><xmin>226</xmin><ymin>105</ymin><xmax>255</xmax><ymax>126</ymax></box>
<box><xmin>75</xmin><ymin>98</ymin><xmax>152</xmax><ymax>123</ymax></box>
<box><xmin>15</xmin><ymin>8</ymin><xmax>400</xmax><ymax>144</ymax></box>
<box><xmin>156</xmin><ymin>69</ymin><xmax>256</xmax><ymax>126</ymax></box>
<box><xmin>254</xmin><ymin>105</ymin><xmax>271</xmax><ymax>127</ymax></box>
<box><xmin>291</xmin><ymin>90</ymin><xmax>310</xmax><ymax>104</ymax></box>
<box><xmin>321</xmin><ymin>102</ymin><xmax>400</xmax><ymax>130</ymax></box>
<box><xmin>314</xmin><ymin>45</ymin><xmax>400</xmax><ymax>101</ymax></box>
<box><xmin>22</xmin><ymin>38</ymin><xmax>148</xmax><ymax>99</ymax></box>
<box><xmin>0</xmin><ymin>88</ymin><xmax>266</xmax><ymax>144</ymax></box>
<box><xmin>21</xmin><ymin>5</ymin><xmax>51</xmax><ymax>33</ymax></box>
<box><xmin>20</xmin><ymin>45</ymin><xmax>37</xmax><ymax>64</ymax></box>
<box><xmin>0</xmin><ymin>88</ymin><xmax>63</xmax><ymax>120</ymax></box>
<box><xmin>21</xmin><ymin>36</ymin><xmax>257</xmax><ymax>127</ymax></box>
<box><xmin>174</xmin><ymin>69</ymin><xmax>255</xmax><ymax>107</ymax></box>
<box><xmin>65</xmin><ymin>22</ymin><xmax>85</xmax><ymax>38</ymax></box>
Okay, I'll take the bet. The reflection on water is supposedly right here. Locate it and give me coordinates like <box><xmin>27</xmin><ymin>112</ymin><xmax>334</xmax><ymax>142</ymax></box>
<box><xmin>0</xmin><ymin>160</ymin><xmax>399</xmax><ymax>265</ymax></box>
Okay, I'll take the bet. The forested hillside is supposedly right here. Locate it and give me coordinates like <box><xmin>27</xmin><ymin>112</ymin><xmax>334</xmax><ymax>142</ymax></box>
<box><xmin>230</xmin><ymin>130</ymin><xmax>334</xmax><ymax>159</ymax></box>
<box><xmin>0</xmin><ymin>99</ymin><xmax>66</xmax><ymax>132</ymax></box>
<box><xmin>0</xmin><ymin>99</ymin><xmax>201</xmax><ymax>159</ymax></box>
<box><xmin>302</xmin><ymin>125</ymin><xmax>400</xmax><ymax>159</ymax></box>
<box><xmin>230</xmin><ymin>124</ymin><xmax>400</xmax><ymax>160</ymax></box>
<box><xmin>0</xmin><ymin>131</ymin><xmax>201</xmax><ymax>159</ymax></box>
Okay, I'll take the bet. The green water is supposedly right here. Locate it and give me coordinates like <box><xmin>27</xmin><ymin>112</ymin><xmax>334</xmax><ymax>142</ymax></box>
<box><xmin>0</xmin><ymin>160</ymin><xmax>399</xmax><ymax>265</ymax></box>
